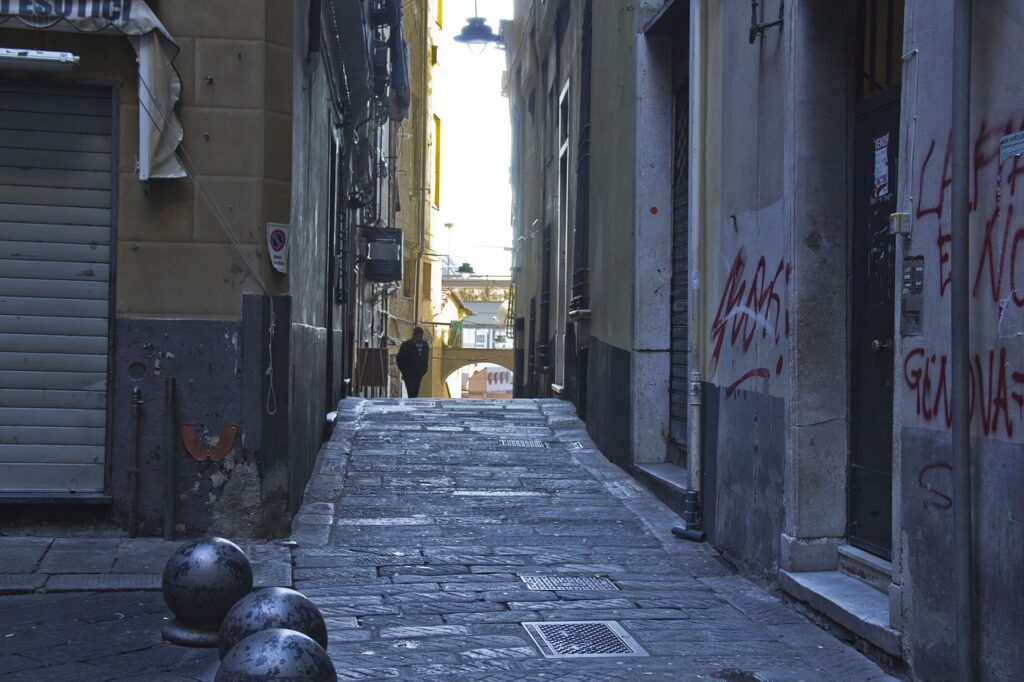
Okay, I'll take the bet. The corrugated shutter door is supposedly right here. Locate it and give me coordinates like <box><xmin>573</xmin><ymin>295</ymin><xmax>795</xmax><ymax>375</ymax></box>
<box><xmin>0</xmin><ymin>80</ymin><xmax>113</xmax><ymax>495</ymax></box>
<box><xmin>669</xmin><ymin>89</ymin><xmax>688</xmax><ymax>455</ymax></box>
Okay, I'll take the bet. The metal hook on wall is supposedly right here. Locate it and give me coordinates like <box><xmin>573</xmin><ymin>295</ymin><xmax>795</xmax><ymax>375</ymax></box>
<box><xmin>749</xmin><ymin>0</ymin><xmax>784</xmax><ymax>44</ymax></box>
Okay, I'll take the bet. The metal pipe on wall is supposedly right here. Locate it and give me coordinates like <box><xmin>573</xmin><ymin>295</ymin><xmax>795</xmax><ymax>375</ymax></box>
<box><xmin>128</xmin><ymin>387</ymin><xmax>143</xmax><ymax>538</ymax></box>
<box><xmin>950</xmin><ymin>0</ymin><xmax>976</xmax><ymax>678</ymax></box>
<box><xmin>686</xmin><ymin>0</ymin><xmax>706</xmax><ymax>508</ymax></box>
<box><xmin>163</xmin><ymin>377</ymin><xmax>177</xmax><ymax>541</ymax></box>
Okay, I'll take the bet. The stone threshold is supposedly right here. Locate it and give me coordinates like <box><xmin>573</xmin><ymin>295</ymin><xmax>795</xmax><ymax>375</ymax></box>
<box><xmin>633</xmin><ymin>462</ymin><xmax>689</xmax><ymax>518</ymax></box>
<box><xmin>838</xmin><ymin>544</ymin><xmax>893</xmax><ymax>594</ymax></box>
<box><xmin>780</xmin><ymin>569</ymin><xmax>902</xmax><ymax>658</ymax></box>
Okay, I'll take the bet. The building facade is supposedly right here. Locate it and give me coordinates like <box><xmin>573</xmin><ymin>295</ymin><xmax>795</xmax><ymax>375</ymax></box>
<box><xmin>0</xmin><ymin>0</ymin><xmax>416</xmax><ymax>538</ymax></box>
<box><xmin>507</xmin><ymin>0</ymin><xmax>1023</xmax><ymax>678</ymax></box>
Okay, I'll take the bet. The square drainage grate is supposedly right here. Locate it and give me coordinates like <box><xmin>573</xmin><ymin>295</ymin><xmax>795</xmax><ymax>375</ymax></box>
<box><xmin>522</xmin><ymin>621</ymin><xmax>648</xmax><ymax>659</ymax></box>
<box><xmin>520</xmin><ymin>575</ymin><xmax>618</xmax><ymax>591</ymax></box>
<box><xmin>500</xmin><ymin>438</ymin><xmax>549</xmax><ymax>448</ymax></box>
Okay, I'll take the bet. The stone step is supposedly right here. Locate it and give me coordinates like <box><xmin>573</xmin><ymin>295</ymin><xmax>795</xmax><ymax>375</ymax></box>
<box><xmin>837</xmin><ymin>544</ymin><xmax>892</xmax><ymax>594</ymax></box>
<box><xmin>633</xmin><ymin>462</ymin><xmax>689</xmax><ymax>518</ymax></box>
<box><xmin>780</xmin><ymin>569</ymin><xmax>901</xmax><ymax>657</ymax></box>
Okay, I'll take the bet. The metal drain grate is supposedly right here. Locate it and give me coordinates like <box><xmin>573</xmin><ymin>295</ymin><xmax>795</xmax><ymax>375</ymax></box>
<box><xmin>523</xmin><ymin>621</ymin><xmax>647</xmax><ymax>659</ymax></box>
<box><xmin>499</xmin><ymin>438</ymin><xmax>548</xmax><ymax>448</ymax></box>
<box><xmin>521</xmin><ymin>575</ymin><xmax>618</xmax><ymax>591</ymax></box>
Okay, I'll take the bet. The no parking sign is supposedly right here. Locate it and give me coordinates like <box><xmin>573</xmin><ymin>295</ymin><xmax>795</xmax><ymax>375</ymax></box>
<box><xmin>267</xmin><ymin>223</ymin><xmax>290</xmax><ymax>273</ymax></box>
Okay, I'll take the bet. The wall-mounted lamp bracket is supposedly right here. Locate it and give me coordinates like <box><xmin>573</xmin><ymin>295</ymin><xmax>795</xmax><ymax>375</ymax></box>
<box><xmin>749</xmin><ymin>0</ymin><xmax>784</xmax><ymax>44</ymax></box>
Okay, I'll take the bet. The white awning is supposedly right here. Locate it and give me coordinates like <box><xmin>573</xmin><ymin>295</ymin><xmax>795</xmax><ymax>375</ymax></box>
<box><xmin>1</xmin><ymin>0</ymin><xmax>186</xmax><ymax>180</ymax></box>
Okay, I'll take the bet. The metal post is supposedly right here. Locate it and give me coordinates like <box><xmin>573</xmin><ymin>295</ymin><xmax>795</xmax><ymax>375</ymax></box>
<box><xmin>951</xmin><ymin>0</ymin><xmax>976</xmax><ymax>679</ymax></box>
<box><xmin>128</xmin><ymin>387</ymin><xmax>143</xmax><ymax>538</ymax></box>
<box><xmin>164</xmin><ymin>377</ymin><xmax>177</xmax><ymax>541</ymax></box>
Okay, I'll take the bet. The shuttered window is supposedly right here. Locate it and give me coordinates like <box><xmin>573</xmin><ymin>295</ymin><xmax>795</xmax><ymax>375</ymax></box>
<box><xmin>0</xmin><ymin>80</ymin><xmax>114</xmax><ymax>496</ymax></box>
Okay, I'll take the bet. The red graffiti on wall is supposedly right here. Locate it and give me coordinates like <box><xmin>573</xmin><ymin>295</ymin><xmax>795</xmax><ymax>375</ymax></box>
<box><xmin>916</xmin><ymin>117</ymin><xmax>1024</xmax><ymax>304</ymax></box>
<box><xmin>903</xmin><ymin>346</ymin><xmax>1024</xmax><ymax>439</ymax></box>
<box><xmin>918</xmin><ymin>462</ymin><xmax>954</xmax><ymax>510</ymax></box>
<box><xmin>709</xmin><ymin>248</ymin><xmax>790</xmax><ymax>394</ymax></box>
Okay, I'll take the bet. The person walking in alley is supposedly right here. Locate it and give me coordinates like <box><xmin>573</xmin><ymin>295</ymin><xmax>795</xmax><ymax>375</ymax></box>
<box><xmin>397</xmin><ymin>327</ymin><xmax>430</xmax><ymax>398</ymax></box>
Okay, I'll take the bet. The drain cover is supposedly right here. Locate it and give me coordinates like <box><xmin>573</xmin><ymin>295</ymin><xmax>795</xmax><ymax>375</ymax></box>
<box><xmin>522</xmin><ymin>621</ymin><xmax>647</xmax><ymax>659</ymax></box>
<box><xmin>521</xmin><ymin>576</ymin><xmax>618</xmax><ymax>591</ymax></box>
<box><xmin>500</xmin><ymin>438</ymin><xmax>548</xmax><ymax>448</ymax></box>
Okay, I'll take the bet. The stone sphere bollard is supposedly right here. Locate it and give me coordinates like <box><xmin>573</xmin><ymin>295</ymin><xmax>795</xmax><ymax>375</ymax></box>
<box><xmin>218</xmin><ymin>587</ymin><xmax>328</xmax><ymax>659</ymax></box>
<box><xmin>161</xmin><ymin>536</ymin><xmax>253</xmax><ymax>647</ymax></box>
<box><xmin>214</xmin><ymin>628</ymin><xmax>337</xmax><ymax>682</ymax></box>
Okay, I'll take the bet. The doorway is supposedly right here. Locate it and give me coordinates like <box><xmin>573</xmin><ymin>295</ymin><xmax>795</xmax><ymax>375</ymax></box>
<box><xmin>848</xmin><ymin>0</ymin><xmax>903</xmax><ymax>560</ymax></box>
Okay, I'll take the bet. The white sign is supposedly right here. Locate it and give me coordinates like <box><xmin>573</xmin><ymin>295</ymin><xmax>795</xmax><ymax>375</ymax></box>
<box><xmin>1000</xmin><ymin>131</ymin><xmax>1024</xmax><ymax>165</ymax></box>
<box><xmin>874</xmin><ymin>133</ymin><xmax>890</xmax><ymax>199</ymax></box>
<box><xmin>267</xmin><ymin>223</ymin><xmax>290</xmax><ymax>274</ymax></box>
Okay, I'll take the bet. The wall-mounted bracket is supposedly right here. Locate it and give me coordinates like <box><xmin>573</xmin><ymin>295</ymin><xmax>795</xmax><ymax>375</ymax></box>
<box><xmin>180</xmin><ymin>424</ymin><xmax>239</xmax><ymax>462</ymax></box>
<box><xmin>749</xmin><ymin>0</ymin><xmax>784</xmax><ymax>44</ymax></box>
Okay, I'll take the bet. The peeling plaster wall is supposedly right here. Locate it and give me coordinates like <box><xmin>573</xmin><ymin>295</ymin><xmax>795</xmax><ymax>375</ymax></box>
<box><xmin>111</xmin><ymin>319</ymin><xmax>250</xmax><ymax>536</ymax></box>
<box><xmin>895</xmin><ymin>1</ymin><xmax>1024</xmax><ymax>677</ymax></box>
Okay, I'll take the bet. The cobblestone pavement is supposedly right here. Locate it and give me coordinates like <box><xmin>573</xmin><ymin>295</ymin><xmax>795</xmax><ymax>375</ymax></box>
<box><xmin>0</xmin><ymin>538</ymin><xmax>291</xmax><ymax>595</ymax></box>
<box><xmin>289</xmin><ymin>398</ymin><xmax>898</xmax><ymax>681</ymax></box>
<box><xmin>0</xmin><ymin>398</ymin><xmax>898</xmax><ymax>681</ymax></box>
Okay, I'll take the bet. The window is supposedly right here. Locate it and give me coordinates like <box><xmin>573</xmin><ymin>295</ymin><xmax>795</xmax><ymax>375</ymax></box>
<box><xmin>858</xmin><ymin>0</ymin><xmax>904</xmax><ymax>100</ymax></box>
<box><xmin>431</xmin><ymin>44</ymin><xmax>439</xmax><ymax>65</ymax></box>
<box><xmin>403</xmin><ymin>257</ymin><xmax>415</xmax><ymax>298</ymax></box>
<box><xmin>433</xmin><ymin>114</ymin><xmax>442</xmax><ymax>207</ymax></box>
<box><xmin>422</xmin><ymin>261</ymin><xmax>433</xmax><ymax>295</ymax></box>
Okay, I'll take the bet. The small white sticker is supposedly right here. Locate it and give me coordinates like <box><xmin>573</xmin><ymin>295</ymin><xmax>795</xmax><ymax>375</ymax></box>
<box><xmin>1000</xmin><ymin>131</ymin><xmax>1024</xmax><ymax>164</ymax></box>
<box><xmin>690</xmin><ymin>270</ymin><xmax>700</xmax><ymax>290</ymax></box>
<box><xmin>267</xmin><ymin>223</ymin><xmax>290</xmax><ymax>274</ymax></box>
<box><xmin>874</xmin><ymin>133</ymin><xmax>890</xmax><ymax>199</ymax></box>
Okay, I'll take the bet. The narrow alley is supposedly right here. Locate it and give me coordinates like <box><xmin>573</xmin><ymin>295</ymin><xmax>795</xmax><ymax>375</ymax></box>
<box><xmin>0</xmin><ymin>399</ymin><xmax>900</xmax><ymax>680</ymax></box>
<box><xmin>287</xmin><ymin>399</ymin><xmax>896</xmax><ymax>680</ymax></box>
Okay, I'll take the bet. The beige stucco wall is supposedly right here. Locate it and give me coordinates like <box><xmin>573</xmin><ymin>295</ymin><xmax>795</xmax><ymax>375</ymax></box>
<box><xmin>0</xmin><ymin>0</ymin><xmax>293</xmax><ymax>320</ymax></box>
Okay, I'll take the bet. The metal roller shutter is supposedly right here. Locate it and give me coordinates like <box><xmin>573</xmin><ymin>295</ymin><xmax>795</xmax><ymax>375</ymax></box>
<box><xmin>0</xmin><ymin>80</ymin><xmax>113</xmax><ymax>496</ymax></box>
<box><xmin>669</xmin><ymin>89</ymin><xmax>688</xmax><ymax>462</ymax></box>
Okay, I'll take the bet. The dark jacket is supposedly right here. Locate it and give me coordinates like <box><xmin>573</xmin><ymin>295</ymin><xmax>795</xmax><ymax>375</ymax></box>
<box><xmin>396</xmin><ymin>339</ymin><xmax>429</xmax><ymax>378</ymax></box>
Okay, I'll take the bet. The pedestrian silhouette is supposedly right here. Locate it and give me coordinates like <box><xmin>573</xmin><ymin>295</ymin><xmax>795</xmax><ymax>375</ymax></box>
<box><xmin>396</xmin><ymin>327</ymin><xmax>430</xmax><ymax>398</ymax></box>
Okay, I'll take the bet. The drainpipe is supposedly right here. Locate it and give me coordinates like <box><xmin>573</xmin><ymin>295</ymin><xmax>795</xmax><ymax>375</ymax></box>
<box><xmin>128</xmin><ymin>387</ymin><xmax>143</xmax><ymax>538</ymax></box>
<box><xmin>673</xmin><ymin>0</ymin><xmax>706</xmax><ymax>544</ymax></box>
<box><xmin>951</xmin><ymin>0</ymin><xmax>976</xmax><ymax>679</ymax></box>
<box><xmin>413</xmin><ymin>5</ymin><xmax>430</xmax><ymax>332</ymax></box>
<box><xmin>163</xmin><ymin>377</ymin><xmax>177</xmax><ymax>541</ymax></box>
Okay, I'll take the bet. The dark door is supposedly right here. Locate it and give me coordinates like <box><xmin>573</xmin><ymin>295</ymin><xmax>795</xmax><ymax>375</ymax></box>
<box><xmin>849</xmin><ymin>89</ymin><xmax>899</xmax><ymax>560</ymax></box>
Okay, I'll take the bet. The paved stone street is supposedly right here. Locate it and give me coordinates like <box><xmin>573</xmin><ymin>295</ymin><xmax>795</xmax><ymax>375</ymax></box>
<box><xmin>0</xmin><ymin>398</ymin><xmax>898</xmax><ymax>680</ymax></box>
<box><xmin>289</xmin><ymin>399</ymin><xmax>897</xmax><ymax>681</ymax></box>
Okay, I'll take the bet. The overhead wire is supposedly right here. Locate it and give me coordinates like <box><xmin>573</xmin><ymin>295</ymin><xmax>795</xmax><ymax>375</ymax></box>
<box><xmin>135</xmin><ymin>72</ymin><xmax>278</xmax><ymax>414</ymax></box>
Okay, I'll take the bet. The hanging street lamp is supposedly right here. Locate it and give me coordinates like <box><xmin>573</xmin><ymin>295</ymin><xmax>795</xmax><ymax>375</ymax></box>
<box><xmin>453</xmin><ymin>1</ymin><xmax>503</xmax><ymax>52</ymax></box>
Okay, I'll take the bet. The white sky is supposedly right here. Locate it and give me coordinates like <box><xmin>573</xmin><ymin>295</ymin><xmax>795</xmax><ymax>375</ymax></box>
<box><xmin>433</xmin><ymin>0</ymin><xmax>514</xmax><ymax>277</ymax></box>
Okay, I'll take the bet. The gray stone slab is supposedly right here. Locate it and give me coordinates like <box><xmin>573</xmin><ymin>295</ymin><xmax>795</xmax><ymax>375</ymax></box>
<box><xmin>0</xmin><ymin>543</ymin><xmax>50</xmax><ymax>574</ymax></box>
<box><xmin>43</xmin><ymin>573</ymin><xmax>161</xmax><ymax>591</ymax></box>
<box><xmin>379</xmin><ymin>625</ymin><xmax>472</xmax><ymax>639</ymax></box>
<box><xmin>37</xmin><ymin>551</ymin><xmax>116</xmax><ymax>574</ymax></box>
<box><xmin>0</xmin><ymin>574</ymin><xmax>47</xmax><ymax>594</ymax></box>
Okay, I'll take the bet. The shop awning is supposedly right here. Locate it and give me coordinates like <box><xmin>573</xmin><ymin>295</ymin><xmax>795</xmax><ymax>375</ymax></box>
<box><xmin>1</xmin><ymin>0</ymin><xmax>186</xmax><ymax>180</ymax></box>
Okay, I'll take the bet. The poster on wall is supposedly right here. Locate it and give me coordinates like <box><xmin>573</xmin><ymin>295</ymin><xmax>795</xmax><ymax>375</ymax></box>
<box><xmin>873</xmin><ymin>133</ymin><xmax>890</xmax><ymax>200</ymax></box>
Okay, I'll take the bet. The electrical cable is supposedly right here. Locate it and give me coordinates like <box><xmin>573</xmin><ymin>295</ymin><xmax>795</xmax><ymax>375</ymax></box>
<box><xmin>135</xmin><ymin>72</ymin><xmax>278</xmax><ymax>414</ymax></box>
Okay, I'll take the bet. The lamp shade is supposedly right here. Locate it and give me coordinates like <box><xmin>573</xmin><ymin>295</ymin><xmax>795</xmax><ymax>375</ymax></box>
<box><xmin>453</xmin><ymin>17</ymin><xmax>502</xmax><ymax>46</ymax></box>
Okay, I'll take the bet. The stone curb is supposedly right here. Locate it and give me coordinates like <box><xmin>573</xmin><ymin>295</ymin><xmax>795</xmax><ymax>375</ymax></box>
<box><xmin>290</xmin><ymin>397</ymin><xmax>367</xmax><ymax>543</ymax></box>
